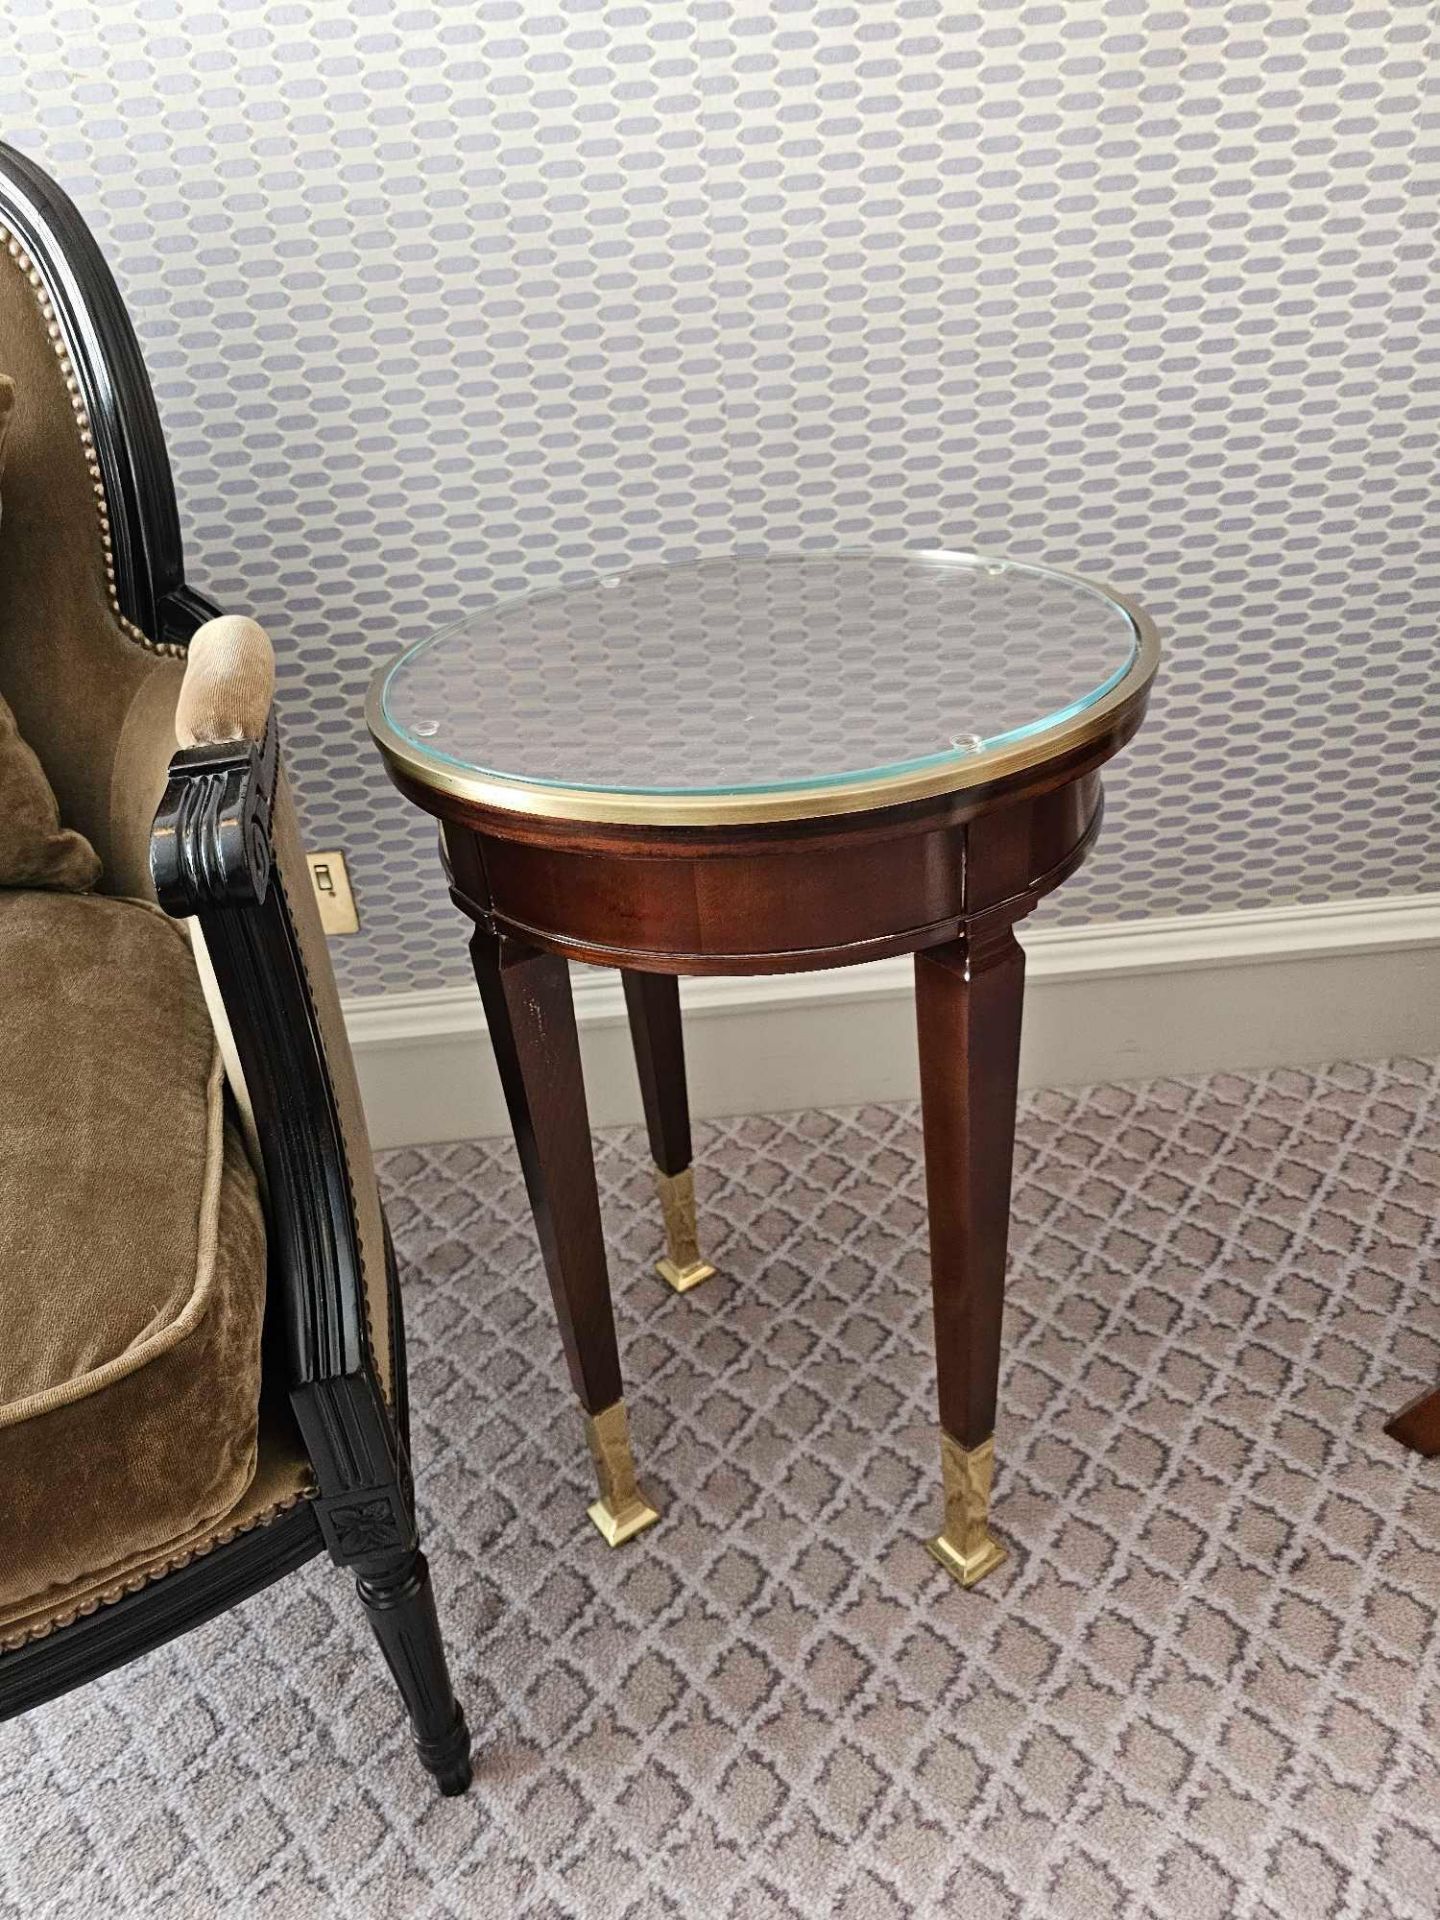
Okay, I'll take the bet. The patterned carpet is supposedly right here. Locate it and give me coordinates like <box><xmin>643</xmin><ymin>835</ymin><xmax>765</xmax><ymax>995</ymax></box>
<box><xmin>3</xmin><ymin>1059</ymin><xmax>1439</xmax><ymax>1919</ymax></box>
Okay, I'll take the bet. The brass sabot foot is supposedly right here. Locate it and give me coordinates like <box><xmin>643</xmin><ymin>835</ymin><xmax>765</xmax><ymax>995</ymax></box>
<box><xmin>925</xmin><ymin>1432</ymin><xmax>1008</xmax><ymax>1589</ymax></box>
<box><xmin>583</xmin><ymin>1400</ymin><xmax>661</xmax><ymax>1547</ymax></box>
<box><xmin>654</xmin><ymin>1165</ymin><xmax>716</xmax><ymax>1294</ymax></box>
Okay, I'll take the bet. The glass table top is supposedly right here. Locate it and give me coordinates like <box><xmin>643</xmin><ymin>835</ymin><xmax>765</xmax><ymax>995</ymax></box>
<box><xmin>369</xmin><ymin>551</ymin><xmax>1156</xmax><ymax>826</ymax></box>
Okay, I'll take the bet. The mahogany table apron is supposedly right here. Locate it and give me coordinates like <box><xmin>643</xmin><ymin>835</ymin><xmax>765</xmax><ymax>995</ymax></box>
<box><xmin>368</xmin><ymin>552</ymin><xmax>1158</xmax><ymax>1587</ymax></box>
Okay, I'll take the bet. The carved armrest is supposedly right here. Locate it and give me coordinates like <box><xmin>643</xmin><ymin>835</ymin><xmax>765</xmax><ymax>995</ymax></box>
<box><xmin>151</xmin><ymin>615</ymin><xmax>279</xmax><ymax>907</ymax></box>
<box><xmin>150</xmin><ymin>617</ymin><xmax>413</xmax><ymax>1566</ymax></box>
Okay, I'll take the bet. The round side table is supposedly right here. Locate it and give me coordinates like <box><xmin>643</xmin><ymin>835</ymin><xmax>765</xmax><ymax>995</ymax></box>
<box><xmin>368</xmin><ymin>551</ymin><xmax>1158</xmax><ymax>1587</ymax></box>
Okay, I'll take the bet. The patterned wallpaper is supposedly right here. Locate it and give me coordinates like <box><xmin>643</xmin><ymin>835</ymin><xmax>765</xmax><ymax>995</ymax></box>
<box><xmin>4</xmin><ymin>2</ymin><xmax>1437</xmax><ymax>995</ymax></box>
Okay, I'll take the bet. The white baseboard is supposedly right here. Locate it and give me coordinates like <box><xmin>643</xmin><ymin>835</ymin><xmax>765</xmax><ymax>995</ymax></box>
<box><xmin>345</xmin><ymin>895</ymin><xmax>1440</xmax><ymax>1149</ymax></box>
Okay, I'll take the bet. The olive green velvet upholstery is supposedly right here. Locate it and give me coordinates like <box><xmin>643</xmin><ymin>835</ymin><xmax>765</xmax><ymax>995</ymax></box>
<box><xmin>0</xmin><ymin>685</ymin><xmax>100</xmax><ymax>891</ymax></box>
<box><xmin>0</xmin><ymin>248</ymin><xmax>183</xmax><ymax>902</ymax></box>
<box><xmin>0</xmin><ymin>376</ymin><xmax>100</xmax><ymax>891</ymax></box>
<box><xmin>0</xmin><ymin>215</ymin><xmax>345</xmax><ymax>1651</ymax></box>
<box><xmin>0</xmin><ymin>892</ymin><xmax>306</xmax><ymax>1647</ymax></box>
<box><xmin>0</xmin><ymin>232</ymin><xmax>393</xmax><ymax>1413</ymax></box>
<box><xmin>0</xmin><ymin>1402</ymin><xmax>312</xmax><ymax>1653</ymax></box>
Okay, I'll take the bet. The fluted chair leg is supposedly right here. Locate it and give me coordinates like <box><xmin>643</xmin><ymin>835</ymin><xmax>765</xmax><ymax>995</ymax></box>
<box><xmin>355</xmin><ymin>1549</ymin><xmax>472</xmax><ymax>1795</ymax></box>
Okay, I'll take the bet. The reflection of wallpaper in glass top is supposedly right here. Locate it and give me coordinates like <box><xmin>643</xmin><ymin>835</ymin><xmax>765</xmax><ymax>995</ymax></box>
<box><xmin>383</xmin><ymin>554</ymin><xmax>1138</xmax><ymax>797</ymax></box>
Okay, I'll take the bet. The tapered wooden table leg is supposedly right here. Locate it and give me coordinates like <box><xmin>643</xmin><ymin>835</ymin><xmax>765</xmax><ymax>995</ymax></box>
<box><xmin>915</xmin><ymin>923</ymin><xmax>1026</xmax><ymax>1588</ymax></box>
<box><xmin>470</xmin><ymin>929</ymin><xmax>659</xmax><ymax>1545</ymax></box>
<box><xmin>622</xmin><ymin>969</ymin><xmax>715</xmax><ymax>1293</ymax></box>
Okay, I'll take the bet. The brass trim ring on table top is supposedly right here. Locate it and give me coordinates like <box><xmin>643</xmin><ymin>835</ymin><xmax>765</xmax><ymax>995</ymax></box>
<box><xmin>365</xmin><ymin>555</ymin><xmax>1160</xmax><ymax>831</ymax></box>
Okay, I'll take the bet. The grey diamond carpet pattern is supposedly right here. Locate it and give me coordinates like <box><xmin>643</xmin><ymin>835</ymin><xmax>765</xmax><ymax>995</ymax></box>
<box><xmin>3</xmin><ymin>1059</ymin><xmax>1440</xmax><ymax>1919</ymax></box>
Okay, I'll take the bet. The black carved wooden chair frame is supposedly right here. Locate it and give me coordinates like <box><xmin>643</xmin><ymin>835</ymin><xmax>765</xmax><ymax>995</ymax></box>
<box><xmin>0</xmin><ymin>143</ymin><xmax>471</xmax><ymax>1794</ymax></box>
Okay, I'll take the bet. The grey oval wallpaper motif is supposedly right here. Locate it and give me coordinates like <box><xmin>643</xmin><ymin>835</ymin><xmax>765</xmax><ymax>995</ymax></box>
<box><xmin>5</xmin><ymin>1</ymin><xmax>1436</xmax><ymax>994</ymax></box>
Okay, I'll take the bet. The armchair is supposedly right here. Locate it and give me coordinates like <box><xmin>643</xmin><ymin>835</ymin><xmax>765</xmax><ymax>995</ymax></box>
<box><xmin>0</xmin><ymin>143</ymin><xmax>471</xmax><ymax>1794</ymax></box>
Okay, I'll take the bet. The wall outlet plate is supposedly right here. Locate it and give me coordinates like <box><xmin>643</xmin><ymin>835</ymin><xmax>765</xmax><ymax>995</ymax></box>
<box><xmin>307</xmin><ymin>849</ymin><xmax>360</xmax><ymax>935</ymax></box>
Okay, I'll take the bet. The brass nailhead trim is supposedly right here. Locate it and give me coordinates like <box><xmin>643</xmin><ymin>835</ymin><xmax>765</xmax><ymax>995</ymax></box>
<box><xmin>0</xmin><ymin>219</ymin><xmax>185</xmax><ymax>658</ymax></box>
<box><xmin>0</xmin><ymin>1484</ymin><xmax>315</xmax><ymax>1652</ymax></box>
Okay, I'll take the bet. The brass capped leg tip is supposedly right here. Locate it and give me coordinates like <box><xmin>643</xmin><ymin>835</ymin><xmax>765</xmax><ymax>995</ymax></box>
<box><xmin>583</xmin><ymin>1400</ymin><xmax>659</xmax><ymax>1548</ymax></box>
<box><xmin>656</xmin><ymin>1254</ymin><xmax>717</xmax><ymax>1294</ymax></box>
<box><xmin>653</xmin><ymin>1166</ymin><xmax>714</xmax><ymax>1295</ymax></box>
<box><xmin>928</xmin><ymin>1431</ymin><xmax>1007</xmax><ymax>1590</ymax></box>
<box><xmin>587</xmin><ymin>1494</ymin><xmax>662</xmax><ymax>1547</ymax></box>
<box><xmin>925</xmin><ymin>1529</ymin><xmax>1007</xmax><ymax>1589</ymax></box>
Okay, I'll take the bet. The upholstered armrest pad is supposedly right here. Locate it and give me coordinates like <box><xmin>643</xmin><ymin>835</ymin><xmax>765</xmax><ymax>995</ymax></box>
<box><xmin>175</xmin><ymin>616</ymin><xmax>276</xmax><ymax>749</ymax></box>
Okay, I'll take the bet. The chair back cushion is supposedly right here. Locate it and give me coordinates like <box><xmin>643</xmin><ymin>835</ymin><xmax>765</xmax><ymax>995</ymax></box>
<box><xmin>0</xmin><ymin>378</ymin><xmax>97</xmax><ymax>888</ymax></box>
<box><xmin>0</xmin><ymin>227</ymin><xmax>182</xmax><ymax>897</ymax></box>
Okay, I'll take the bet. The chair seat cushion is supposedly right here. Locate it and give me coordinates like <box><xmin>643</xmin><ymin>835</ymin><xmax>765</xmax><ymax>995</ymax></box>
<box><xmin>0</xmin><ymin>889</ymin><xmax>269</xmax><ymax>1628</ymax></box>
